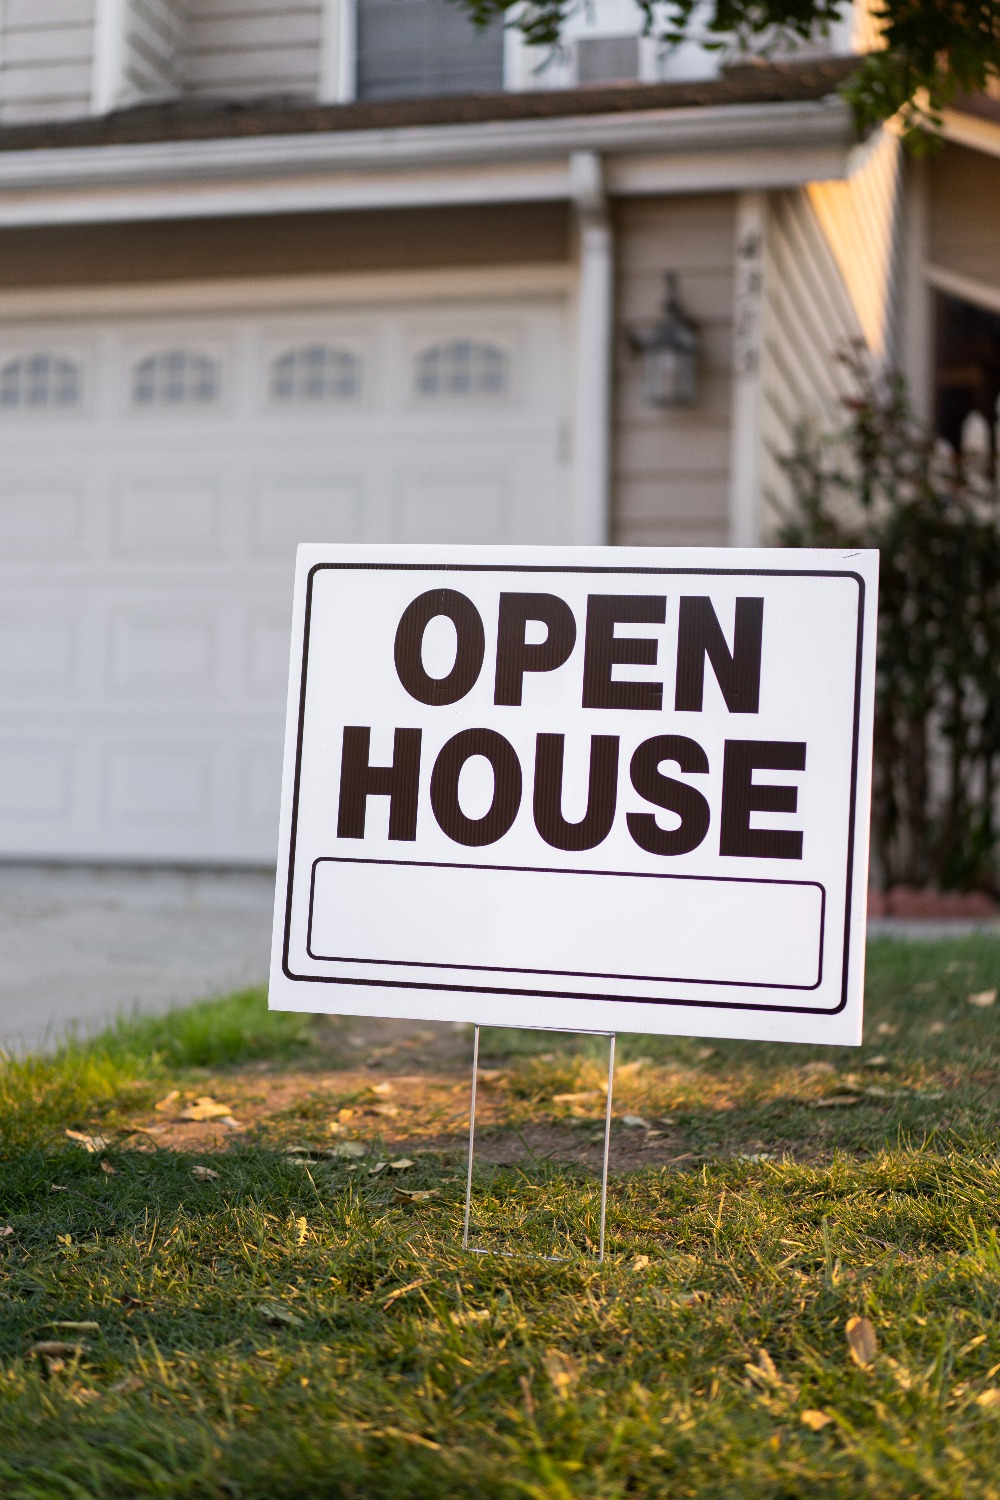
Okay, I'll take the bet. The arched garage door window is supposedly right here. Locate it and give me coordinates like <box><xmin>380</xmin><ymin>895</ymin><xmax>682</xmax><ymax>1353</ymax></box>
<box><xmin>414</xmin><ymin>340</ymin><xmax>509</xmax><ymax>397</ymax></box>
<box><xmin>132</xmin><ymin>350</ymin><xmax>220</xmax><ymax>408</ymax></box>
<box><xmin>270</xmin><ymin>345</ymin><xmax>361</xmax><ymax>402</ymax></box>
<box><xmin>0</xmin><ymin>353</ymin><xmax>81</xmax><ymax>410</ymax></box>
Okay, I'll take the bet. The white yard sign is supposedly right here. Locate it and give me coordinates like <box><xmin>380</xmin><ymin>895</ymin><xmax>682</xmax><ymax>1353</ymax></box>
<box><xmin>269</xmin><ymin>546</ymin><xmax>878</xmax><ymax>1046</ymax></box>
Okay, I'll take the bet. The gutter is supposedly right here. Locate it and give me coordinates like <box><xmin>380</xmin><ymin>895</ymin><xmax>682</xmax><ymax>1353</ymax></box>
<box><xmin>0</xmin><ymin>96</ymin><xmax>856</xmax><ymax>228</ymax></box>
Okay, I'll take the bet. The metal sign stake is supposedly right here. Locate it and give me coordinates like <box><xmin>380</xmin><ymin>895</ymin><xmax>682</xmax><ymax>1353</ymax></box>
<box><xmin>462</xmin><ymin>1025</ymin><xmax>617</xmax><ymax>1262</ymax></box>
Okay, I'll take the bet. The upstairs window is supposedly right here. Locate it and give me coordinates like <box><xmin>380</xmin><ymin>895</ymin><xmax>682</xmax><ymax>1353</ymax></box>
<box><xmin>356</xmin><ymin>0</ymin><xmax>503</xmax><ymax>101</ymax></box>
<box><xmin>132</xmin><ymin>350</ymin><xmax>220</xmax><ymax>408</ymax></box>
<box><xmin>414</xmin><ymin>339</ymin><xmax>509</xmax><ymax>397</ymax></box>
<box><xmin>0</xmin><ymin>354</ymin><xmax>81</xmax><ymax>410</ymax></box>
<box><xmin>270</xmin><ymin>345</ymin><xmax>361</xmax><ymax>402</ymax></box>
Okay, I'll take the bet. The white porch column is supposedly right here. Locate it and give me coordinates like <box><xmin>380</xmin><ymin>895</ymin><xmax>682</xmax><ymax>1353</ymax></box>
<box><xmin>571</xmin><ymin>150</ymin><xmax>613</xmax><ymax>545</ymax></box>
<box><xmin>728</xmin><ymin>191</ymin><xmax>767</xmax><ymax>546</ymax></box>
<box><xmin>319</xmin><ymin>0</ymin><xmax>357</xmax><ymax>103</ymax></box>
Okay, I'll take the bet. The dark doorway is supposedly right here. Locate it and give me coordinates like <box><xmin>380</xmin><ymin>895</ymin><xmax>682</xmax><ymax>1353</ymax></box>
<box><xmin>934</xmin><ymin>291</ymin><xmax>1000</xmax><ymax>468</ymax></box>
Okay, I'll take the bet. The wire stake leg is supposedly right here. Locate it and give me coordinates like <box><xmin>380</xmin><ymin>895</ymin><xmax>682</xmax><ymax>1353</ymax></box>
<box><xmin>462</xmin><ymin>1025</ymin><xmax>480</xmax><ymax>1251</ymax></box>
<box><xmin>598</xmin><ymin>1033</ymin><xmax>616</xmax><ymax>1263</ymax></box>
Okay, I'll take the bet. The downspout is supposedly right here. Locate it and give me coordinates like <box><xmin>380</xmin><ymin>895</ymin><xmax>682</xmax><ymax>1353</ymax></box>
<box><xmin>570</xmin><ymin>150</ymin><xmax>613</xmax><ymax>545</ymax></box>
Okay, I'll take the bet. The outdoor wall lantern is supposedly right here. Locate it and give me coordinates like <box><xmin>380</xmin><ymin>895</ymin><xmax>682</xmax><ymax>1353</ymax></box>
<box><xmin>630</xmin><ymin>271</ymin><xmax>701</xmax><ymax>409</ymax></box>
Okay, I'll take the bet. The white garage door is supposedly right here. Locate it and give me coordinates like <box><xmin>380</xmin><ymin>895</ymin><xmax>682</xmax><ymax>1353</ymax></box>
<box><xmin>0</xmin><ymin>292</ymin><xmax>571</xmax><ymax>863</ymax></box>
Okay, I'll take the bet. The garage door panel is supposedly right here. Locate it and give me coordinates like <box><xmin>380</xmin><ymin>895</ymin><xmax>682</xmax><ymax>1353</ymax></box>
<box><xmin>111</xmin><ymin>477</ymin><xmax>225</xmax><ymax>560</ymax></box>
<box><xmin>0</xmin><ymin>293</ymin><xmax>571</xmax><ymax>862</ymax></box>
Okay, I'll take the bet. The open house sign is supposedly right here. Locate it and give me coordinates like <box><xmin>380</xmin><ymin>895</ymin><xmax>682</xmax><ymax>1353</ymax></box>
<box><xmin>269</xmin><ymin>547</ymin><xmax>878</xmax><ymax>1046</ymax></box>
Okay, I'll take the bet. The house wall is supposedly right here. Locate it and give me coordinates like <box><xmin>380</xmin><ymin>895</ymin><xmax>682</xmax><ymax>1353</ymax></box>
<box><xmin>757</xmin><ymin>188</ymin><xmax>864</xmax><ymax>533</ymax></box>
<box><xmin>181</xmin><ymin>0</ymin><xmax>325</xmax><ymax>100</ymax></box>
<box><xmin>0</xmin><ymin>203</ymin><xmax>570</xmax><ymax>286</ymax></box>
<box><xmin>927</xmin><ymin>142</ymin><xmax>1000</xmax><ymax>292</ymax></box>
<box><xmin>119</xmin><ymin>0</ymin><xmax>183</xmax><ymax>102</ymax></box>
<box><xmin>0</xmin><ymin>0</ymin><xmax>97</xmax><ymax>124</ymax></box>
<box><xmin>611</xmin><ymin>194</ymin><xmax>736</xmax><ymax>546</ymax></box>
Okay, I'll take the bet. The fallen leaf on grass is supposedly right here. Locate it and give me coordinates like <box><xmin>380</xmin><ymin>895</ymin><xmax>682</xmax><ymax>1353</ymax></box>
<box><xmin>673</xmin><ymin>1290</ymin><xmax>710</xmax><ymax>1306</ymax></box>
<box><xmin>39</xmin><ymin>1322</ymin><xmax>100</xmax><ymax>1333</ymax></box>
<box><xmin>326</xmin><ymin>1141</ymin><xmax>366</xmax><ymax>1158</ymax></box>
<box><xmin>811</xmin><ymin>1096</ymin><xmax>862</xmax><ymax>1109</ymax></box>
<box><xmin>389</xmin><ymin>1158</ymin><xmax>415</xmax><ymax>1171</ymax></box>
<box><xmin>621</xmin><ymin>1115</ymin><xmax>650</xmax><ymax>1129</ymax></box>
<box><xmin>31</xmin><ymin>1341</ymin><xmax>85</xmax><ymax>1358</ymax></box>
<box><xmin>65</xmin><ymin>1129</ymin><xmax>111</xmax><ymax>1152</ymax></box>
<box><xmin>452</xmin><ymin>1306</ymin><xmax>491</xmax><ymax>1325</ymax></box>
<box><xmin>153</xmin><ymin>1090</ymin><xmax>180</xmax><ymax>1113</ymax></box>
<box><xmin>368</xmin><ymin>1161</ymin><xmax>389</xmax><ymax>1176</ymax></box>
<box><xmin>875</xmin><ymin>1022</ymin><xmax>899</xmax><ymax>1036</ymax></box>
<box><xmin>382</xmin><ymin>1279</ymin><xmax>427</xmax><ymax>1308</ymax></box>
<box><xmin>630</xmin><ymin>1255</ymin><xmax>650</xmax><ymax>1272</ymax></box>
<box><xmin>928</xmin><ymin>1021</ymin><xmax>948</xmax><ymax>1035</ymax></box>
<box><xmin>0</xmin><ymin>1226</ymin><xmax>12</xmax><ymax>1238</ymax></box>
<box><xmin>177</xmin><ymin>1097</ymin><xmax>234</xmax><ymax>1122</ymax></box>
<box><xmin>370</xmin><ymin>1104</ymin><xmax>399</xmax><ymax>1117</ymax></box>
<box><xmin>968</xmin><ymin>989</ymin><xmax>997</xmax><ymax>1009</ymax></box>
<box><xmin>191</xmin><ymin>1165</ymin><xmax>219</xmax><ymax>1181</ymax></box>
<box><xmin>863</xmin><ymin>1055</ymin><xmax>890</xmax><ymax>1067</ymax></box>
<box><xmin>109</xmin><ymin>1375</ymin><xmax>144</xmax><ymax>1396</ymax></box>
<box><xmin>368</xmin><ymin>1082</ymin><xmax>394</xmax><ymax>1096</ymax></box>
<box><xmin>975</xmin><ymin>1388</ymin><xmax>1000</xmax><ymax>1409</ymax></box>
<box><xmin>100</xmin><ymin>1161</ymin><xmax>117</xmax><ymax>1176</ymax></box>
<box><xmin>745</xmin><ymin>1349</ymin><xmax>790</xmax><ymax>1392</ymax></box>
<box><xmin>392</xmin><ymin>1187</ymin><xmax>439</xmax><ymax>1205</ymax></box>
<box><xmin>259</xmin><ymin>1302</ymin><xmax>303</xmax><ymax>1328</ymax></box>
<box><xmin>543</xmin><ymin>1349</ymin><xmax>580</xmax><ymax>1401</ymax></box>
<box><xmin>295</xmin><ymin>1217</ymin><xmax>308</xmax><ymax>1246</ymax></box>
<box><xmin>846</xmin><ymin>1316</ymin><xmax>878</xmax><ymax>1367</ymax></box>
<box><xmin>552</xmin><ymin>1091</ymin><xmax>600</xmax><ymax>1105</ymax></box>
<box><xmin>800</xmin><ymin>1409</ymin><xmax>832</xmax><ymax>1431</ymax></box>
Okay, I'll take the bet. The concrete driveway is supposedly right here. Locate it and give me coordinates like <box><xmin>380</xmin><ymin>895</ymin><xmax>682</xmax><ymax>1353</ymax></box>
<box><xmin>0</xmin><ymin>864</ymin><xmax>274</xmax><ymax>1054</ymax></box>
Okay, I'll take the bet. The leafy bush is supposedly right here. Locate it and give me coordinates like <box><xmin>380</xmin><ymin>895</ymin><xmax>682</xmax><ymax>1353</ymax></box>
<box><xmin>779</xmin><ymin>346</ymin><xmax>1000</xmax><ymax>892</ymax></box>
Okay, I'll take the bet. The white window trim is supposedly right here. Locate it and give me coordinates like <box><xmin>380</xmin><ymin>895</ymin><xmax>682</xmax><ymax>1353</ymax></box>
<box><xmin>92</xmin><ymin>0</ymin><xmax>128</xmax><ymax>115</ymax></box>
<box><xmin>319</xmin><ymin>0</ymin><xmax>357</xmax><ymax>103</ymax></box>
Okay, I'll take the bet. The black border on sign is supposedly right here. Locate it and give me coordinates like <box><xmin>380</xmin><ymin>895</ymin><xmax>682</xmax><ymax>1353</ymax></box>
<box><xmin>306</xmin><ymin>855</ymin><xmax>827</xmax><ymax>990</ymax></box>
<box><xmin>281</xmin><ymin>563</ymin><xmax>866</xmax><ymax>1016</ymax></box>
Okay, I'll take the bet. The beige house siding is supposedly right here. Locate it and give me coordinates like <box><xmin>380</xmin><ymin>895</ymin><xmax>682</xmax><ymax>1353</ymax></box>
<box><xmin>181</xmin><ymin>0</ymin><xmax>324</xmax><ymax>99</ymax></box>
<box><xmin>758</xmin><ymin>188</ymin><xmax>865</xmax><ymax>533</ymax></box>
<box><xmin>612</xmin><ymin>195</ymin><xmax>736</xmax><ymax>546</ymax></box>
<box><xmin>0</xmin><ymin>0</ymin><xmax>96</xmax><ymax>124</ymax></box>
<box><xmin>928</xmin><ymin>142</ymin><xmax>1000</xmax><ymax>291</ymax></box>
<box><xmin>0</xmin><ymin>203</ymin><xmax>571</xmax><ymax>287</ymax></box>
<box><xmin>120</xmin><ymin>0</ymin><xmax>183</xmax><ymax>103</ymax></box>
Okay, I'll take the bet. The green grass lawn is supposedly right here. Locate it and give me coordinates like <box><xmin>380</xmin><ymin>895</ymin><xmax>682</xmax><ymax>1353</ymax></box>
<box><xmin>2</xmin><ymin>936</ymin><xmax>1000</xmax><ymax>1498</ymax></box>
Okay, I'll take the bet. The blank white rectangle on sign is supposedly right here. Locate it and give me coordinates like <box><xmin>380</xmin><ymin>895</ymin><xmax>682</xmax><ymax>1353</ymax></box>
<box><xmin>308</xmin><ymin>858</ymin><xmax>825</xmax><ymax>991</ymax></box>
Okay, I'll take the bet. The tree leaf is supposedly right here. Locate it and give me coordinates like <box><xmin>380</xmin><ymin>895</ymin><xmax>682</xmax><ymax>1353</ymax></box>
<box><xmin>968</xmin><ymin>989</ymin><xmax>997</xmax><ymax>1008</ymax></box>
<box><xmin>389</xmin><ymin>1158</ymin><xmax>415</xmax><ymax>1170</ymax></box>
<box><xmin>811</xmin><ymin>1096</ymin><xmax>862</xmax><ymax>1109</ymax></box>
<box><xmin>0</xmin><ymin>1226</ymin><xmax>12</xmax><ymax>1238</ymax></box>
<box><xmin>327</xmin><ymin>1141</ymin><xmax>366</xmax><ymax>1158</ymax></box>
<box><xmin>393</xmin><ymin>1187</ymin><xmax>438</xmax><ymax>1205</ymax></box>
<box><xmin>846</xmin><ymin>1316</ymin><xmax>878</xmax><ymax>1367</ymax></box>
<box><xmin>975</xmin><ymin>1388</ymin><xmax>1000</xmax><ymax>1409</ymax></box>
<box><xmin>177</xmin><ymin>1096</ymin><xmax>235</xmax><ymax>1121</ymax></box>
<box><xmin>259</xmin><ymin>1302</ymin><xmax>302</xmax><ymax>1327</ymax></box>
<box><xmin>622</xmin><ymin>1115</ymin><xmax>650</xmax><ymax>1129</ymax></box>
<box><xmin>800</xmin><ymin>1409</ymin><xmax>832</xmax><ymax>1431</ymax></box>
<box><xmin>191</xmin><ymin>1165</ymin><xmax>219</xmax><ymax>1181</ymax></box>
<box><xmin>543</xmin><ymin>1349</ymin><xmax>580</xmax><ymax>1401</ymax></box>
<box><xmin>100</xmin><ymin>1161</ymin><xmax>118</xmax><ymax>1176</ymax></box>
<box><xmin>630</xmin><ymin>1255</ymin><xmax>650</xmax><ymax>1272</ymax></box>
<box><xmin>65</xmin><ymin>1129</ymin><xmax>111</xmax><ymax>1151</ymax></box>
<box><xmin>153</xmin><ymin>1090</ymin><xmax>180</xmax><ymax>1113</ymax></box>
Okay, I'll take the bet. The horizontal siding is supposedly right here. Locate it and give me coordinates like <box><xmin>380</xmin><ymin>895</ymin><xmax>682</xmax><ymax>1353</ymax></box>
<box><xmin>806</xmin><ymin>127</ymin><xmax>902</xmax><ymax>357</ymax></box>
<box><xmin>0</xmin><ymin>3</ymin><xmax>95</xmax><ymax>123</ymax></box>
<box><xmin>122</xmin><ymin>0</ymin><xmax>183</xmax><ymax>101</ymax></box>
<box><xmin>612</xmin><ymin>195</ymin><xmax>735</xmax><ymax>547</ymax></box>
<box><xmin>928</xmin><ymin>142</ymin><xmax>1000</xmax><ymax>292</ymax></box>
<box><xmin>180</xmin><ymin>1</ymin><xmax>323</xmax><ymax>98</ymax></box>
<box><xmin>758</xmin><ymin>190</ymin><xmax>865</xmax><ymax>536</ymax></box>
